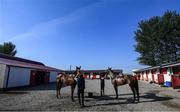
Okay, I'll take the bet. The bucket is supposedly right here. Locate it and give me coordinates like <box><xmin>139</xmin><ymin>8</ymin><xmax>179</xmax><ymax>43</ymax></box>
<box><xmin>88</xmin><ymin>92</ymin><xmax>93</xmax><ymax>98</ymax></box>
<box><xmin>165</xmin><ymin>81</ymin><xmax>172</xmax><ymax>87</ymax></box>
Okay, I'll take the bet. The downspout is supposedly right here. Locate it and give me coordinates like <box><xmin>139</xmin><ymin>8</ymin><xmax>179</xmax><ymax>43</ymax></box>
<box><xmin>6</xmin><ymin>65</ymin><xmax>11</xmax><ymax>90</ymax></box>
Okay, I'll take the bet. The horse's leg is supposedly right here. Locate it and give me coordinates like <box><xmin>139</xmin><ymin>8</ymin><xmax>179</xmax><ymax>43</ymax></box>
<box><xmin>59</xmin><ymin>82</ymin><xmax>62</xmax><ymax>97</ymax></box>
<box><xmin>129</xmin><ymin>84</ymin><xmax>136</xmax><ymax>103</ymax></box>
<box><xmin>135</xmin><ymin>78</ymin><xmax>140</xmax><ymax>102</ymax></box>
<box><xmin>56</xmin><ymin>81</ymin><xmax>59</xmax><ymax>98</ymax></box>
<box><xmin>113</xmin><ymin>81</ymin><xmax>118</xmax><ymax>99</ymax></box>
<box><xmin>71</xmin><ymin>86</ymin><xmax>75</xmax><ymax>102</ymax></box>
<box><xmin>114</xmin><ymin>85</ymin><xmax>118</xmax><ymax>99</ymax></box>
<box><xmin>71</xmin><ymin>83</ymin><xmax>76</xmax><ymax>102</ymax></box>
<box><xmin>116</xmin><ymin>86</ymin><xmax>118</xmax><ymax>99</ymax></box>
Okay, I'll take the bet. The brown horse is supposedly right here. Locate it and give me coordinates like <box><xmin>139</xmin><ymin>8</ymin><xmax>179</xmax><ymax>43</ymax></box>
<box><xmin>56</xmin><ymin>66</ymin><xmax>81</xmax><ymax>102</ymax></box>
<box><xmin>106</xmin><ymin>68</ymin><xmax>139</xmax><ymax>103</ymax></box>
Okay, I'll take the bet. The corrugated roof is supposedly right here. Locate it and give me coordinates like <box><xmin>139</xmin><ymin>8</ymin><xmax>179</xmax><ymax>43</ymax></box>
<box><xmin>0</xmin><ymin>54</ymin><xmax>63</xmax><ymax>72</ymax></box>
<box><xmin>0</xmin><ymin>53</ymin><xmax>44</xmax><ymax>66</ymax></box>
<box><xmin>133</xmin><ymin>61</ymin><xmax>180</xmax><ymax>72</ymax></box>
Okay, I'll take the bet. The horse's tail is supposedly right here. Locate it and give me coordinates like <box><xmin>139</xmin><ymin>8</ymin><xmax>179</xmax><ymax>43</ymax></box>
<box><xmin>134</xmin><ymin>76</ymin><xmax>140</xmax><ymax>102</ymax></box>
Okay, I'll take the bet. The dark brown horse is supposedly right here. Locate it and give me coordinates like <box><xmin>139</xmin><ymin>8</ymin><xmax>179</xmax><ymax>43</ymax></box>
<box><xmin>56</xmin><ymin>66</ymin><xmax>81</xmax><ymax>102</ymax></box>
<box><xmin>106</xmin><ymin>68</ymin><xmax>139</xmax><ymax>103</ymax></box>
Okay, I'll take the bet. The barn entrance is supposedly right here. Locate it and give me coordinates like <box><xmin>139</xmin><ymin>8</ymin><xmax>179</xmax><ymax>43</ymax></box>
<box><xmin>30</xmin><ymin>70</ymin><xmax>50</xmax><ymax>86</ymax></box>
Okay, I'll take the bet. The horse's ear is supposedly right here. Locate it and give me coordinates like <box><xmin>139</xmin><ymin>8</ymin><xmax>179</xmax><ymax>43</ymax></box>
<box><xmin>79</xmin><ymin>66</ymin><xmax>81</xmax><ymax>69</ymax></box>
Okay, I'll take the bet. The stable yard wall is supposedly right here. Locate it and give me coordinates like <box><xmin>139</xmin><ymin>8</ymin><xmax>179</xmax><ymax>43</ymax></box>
<box><xmin>8</xmin><ymin>67</ymin><xmax>32</xmax><ymax>88</ymax></box>
<box><xmin>49</xmin><ymin>71</ymin><xmax>58</xmax><ymax>82</ymax></box>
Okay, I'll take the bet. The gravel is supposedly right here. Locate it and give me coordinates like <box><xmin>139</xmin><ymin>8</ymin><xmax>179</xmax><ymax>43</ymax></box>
<box><xmin>0</xmin><ymin>79</ymin><xmax>180</xmax><ymax>111</ymax></box>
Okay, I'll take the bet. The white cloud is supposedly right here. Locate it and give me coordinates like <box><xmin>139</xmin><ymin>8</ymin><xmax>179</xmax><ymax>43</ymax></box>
<box><xmin>5</xmin><ymin>0</ymin><xmax>131</xmax><ymax>43</ymax></box>
<box><xmin>6</xmin><ymin>1</ymin><xmax>103</xmax><ymax>43</ymax></box>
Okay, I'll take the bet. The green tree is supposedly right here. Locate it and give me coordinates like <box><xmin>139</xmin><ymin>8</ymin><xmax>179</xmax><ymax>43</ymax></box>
<box><xmin>0</xmin><ymin>42</ymin><xmax>17</xmax><ymax>56</ymax></box>
<box><xmin>134</xmin><ymin>10</ymin><xmax>180</xmax><ymax>66</ymax></box>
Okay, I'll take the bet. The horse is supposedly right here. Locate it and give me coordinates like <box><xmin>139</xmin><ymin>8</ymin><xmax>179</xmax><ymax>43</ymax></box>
<box><xmin>56</xmin><ymin>66</ymin><xmax>81</xmax><ymax>102</ymax></box>
<box><xmin>106</xmin><ymin>67</ymin><xmax>139</xmax><ymax>103</ymax></box>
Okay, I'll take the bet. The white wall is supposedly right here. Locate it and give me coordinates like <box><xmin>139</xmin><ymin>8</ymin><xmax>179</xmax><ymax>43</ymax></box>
<box><xmin>153</xmin><ymin>69</ymin><xmax>159</xmax><ymax>82</ymax></box>
<box><xmin>50</xmin><ymin>71</ymin><xmax>58</xmax><ymax>82</ymax></box>
<box><xmin>0</xmin><ymin>64</ymin><xmax>6</xmax><ymax>88</ymax></box>
<box><xmin>148</xmin><ymin>71</ymin><xmax>152</xmax><ymax>81</ymax></box>
<box><xmin>96</xmin><ymin>75</ymin><xmax>100</xmax><ymax>79</ymax></box>
<box><xmin>164</xmin><ymin>68</ymin><xmax>172</xmax><ymax>82</ymax></box>
<box><xmin>8</xmin><ymin>67</ymin><xmax>31</xmax><ymax>88</ymax></box>
<box><xmin>140</xmin><ymin>72</ymin><xmax>143</xmax><ymax>80</ymax></box>
<box><xmin>143</xmin><ymin>72</ymin><xmax>146</xmax><ymax>80</ymax></box>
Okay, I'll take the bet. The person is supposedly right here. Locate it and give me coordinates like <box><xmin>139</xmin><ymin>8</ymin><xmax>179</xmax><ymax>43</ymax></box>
<box><xmin>77</xmin><ymin>74</ymin><xmax>85</xmax><ymax>107</ymax></box>
<box><xmin>100</xmin><ymin>74</ymin><xmax>105</xmax><ymax>96</ymax></box>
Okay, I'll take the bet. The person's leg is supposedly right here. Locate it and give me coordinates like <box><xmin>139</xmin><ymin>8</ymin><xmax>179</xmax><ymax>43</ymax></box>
<box><xmin>102</xmin><ymin>87</ymin><xmax>105</xmax><ymax>95</ymax></box>
<box><xmin>100</xmin><ymin>88</ymin><xmax>102</xmax><ymax>96</ymax></box>
<box><xmin>81</xmin><ymin>90</ymin><xmax>85</xmax><ymax>107</ymax></box>
<box><xmin>78</xmin><ymin>90</ymin><xmax>81</xmax><ymax>105</ymax></box>
<box><xmin>101</xmin><ymin>83</ymin><xmax>103</xmax><ymax>96</ymax></box>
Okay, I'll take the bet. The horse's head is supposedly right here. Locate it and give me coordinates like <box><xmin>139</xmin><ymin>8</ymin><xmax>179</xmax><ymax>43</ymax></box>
<box><xmin>74</xmin><ymin>66</ymin><xmax>81</xmax><ymax>77</ymax></box>
<box><xmin>106</xmin><ymin>67</ymin><xmax>114</xmax><ymax>79</ymax></box>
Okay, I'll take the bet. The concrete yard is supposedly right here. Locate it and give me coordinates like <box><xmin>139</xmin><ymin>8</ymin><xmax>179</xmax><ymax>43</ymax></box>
<box><xmin>0</xmin><ymin>79</ymin><xmax>180</xmax><ymax>111</ymax></box>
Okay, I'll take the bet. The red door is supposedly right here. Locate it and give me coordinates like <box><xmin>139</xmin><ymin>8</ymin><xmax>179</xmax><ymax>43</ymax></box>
<box><xmin>171</xmin><ymin>74</ymin><xmax>180</xmax><ymax>89</ymax></box>
<box><xmin>146</xmin><ymin>74</ymin><xmax>148</xmax><ymax>81</ymax></box>
<box><xmin>158</xmin><ymin>74</ymin><xmax>164</xmax><ymax>85</ymax></box>
<box><xmin>44</xmin><ymin>72</ymin><xmax>50</xmax><ymax>84</ymax></box>
<box><xmin>83</xmin><ymin>75</ymin><xmax>87</xmax><ymax>78</ymax></box>
<box><xmin>30</xmin><ymin>71</ymin><xmax>37</xmax><ymax>86</ymax></box>
<box><xmin>162</xmin><ymin>68</ymin><xmax>167</xmax><ymax>74</ymax></box>
<box><xmin>93</xmin><ymin>75</ymin><xmax>96</xmax><ymax>79</ymax></box>
<box><xmin>152</xmin><ymin>74</ymin><xmax>154</xmax><ymax>81</ymax></box>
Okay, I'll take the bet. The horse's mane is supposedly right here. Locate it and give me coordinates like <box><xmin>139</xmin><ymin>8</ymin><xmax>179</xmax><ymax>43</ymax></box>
<box><xmin>74</xmin><ymin>69</ymin><xmax>83</xmax><ymax>75</ymax></box>
<box><xmin>109</xmin><ymin>68</ymin><xmax>115</xmax><ymax>74</ymax></box>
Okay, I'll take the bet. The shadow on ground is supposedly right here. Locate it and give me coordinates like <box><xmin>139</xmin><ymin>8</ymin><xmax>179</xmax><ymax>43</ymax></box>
<box><xmin>3</xmin><ymin>83</ymin><xmax>57</xmax><ymax>92</ymax></box>
<box><xmin>84</xmin><ymin>91</ymin><xmax>174</xmax><ymax>107</ymax></box>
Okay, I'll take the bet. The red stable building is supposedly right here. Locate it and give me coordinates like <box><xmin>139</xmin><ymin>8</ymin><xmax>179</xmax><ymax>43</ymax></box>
<box><xmin>0</xmin><ymin>53</ymin><xmax>63</xmax><ymax>90</ymax></box>
<box><xmin>133</xmin><ymin>61</ymin><xmax>180</xmax><ymax>89</ymax></box>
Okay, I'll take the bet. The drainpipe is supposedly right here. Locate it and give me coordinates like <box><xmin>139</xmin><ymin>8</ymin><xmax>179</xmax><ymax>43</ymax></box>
<box><xmin>5</xmin><ymin>65</ymin><xmax>11</xmax><ymax>90</ymax></box>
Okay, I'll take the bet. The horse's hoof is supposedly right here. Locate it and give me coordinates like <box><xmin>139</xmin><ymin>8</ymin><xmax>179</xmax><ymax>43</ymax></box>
<box><xmin>57</xmin><ymin>96</ymin><xmax>61</xmax><ymax>99</ymax></box>
<box><xmin>131</xmin><ymin>100</ymin><xmax>135</xmax><ymax>103</ymax></box>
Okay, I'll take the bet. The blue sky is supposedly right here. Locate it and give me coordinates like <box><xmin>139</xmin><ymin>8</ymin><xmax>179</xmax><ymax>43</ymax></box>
<box><xmin>0</xmin><ymin>0</ymin><xmax>180</xmax><ymax>73</ymax></box>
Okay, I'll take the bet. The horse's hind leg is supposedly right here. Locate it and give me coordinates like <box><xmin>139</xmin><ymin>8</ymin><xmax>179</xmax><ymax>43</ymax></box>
<box><xmin>56</xmin><ymin>82</ymin><xmax>59</xmax><ymax>98</ymax></box>
<box><xmin>58</xmin><ymin>82</ymin><xmax>63</xmax><ymax>97</ymax></box>
<box><xmin>114</xmin><ymin>85</ymin><xmax>118</xmax><ymax>99</ymax></box>
<box><xmin>135</xmin><ymin>79</ymin><xmax>140</xmax><ymax>102</ymax></box>
<box><xmin>136</xmin><ymin>87</ymin><xmax>139</xmax><ymax>102</ymax></box>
